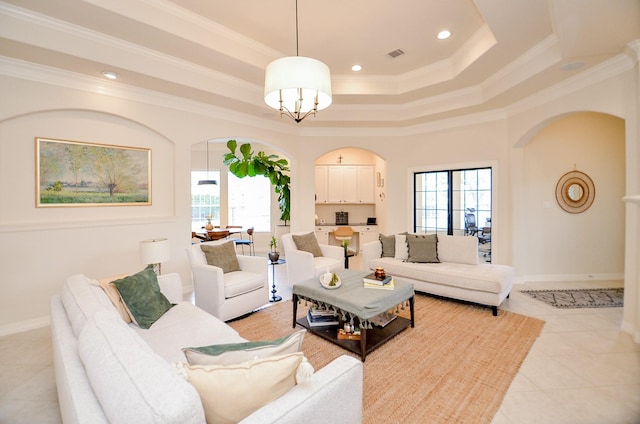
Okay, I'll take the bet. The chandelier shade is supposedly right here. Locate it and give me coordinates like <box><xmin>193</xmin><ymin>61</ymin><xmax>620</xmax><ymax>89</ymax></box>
<box><xmin>264</xmin><ymin>56</ymin><xmax>332</xmax><ymax>118</ymax></box>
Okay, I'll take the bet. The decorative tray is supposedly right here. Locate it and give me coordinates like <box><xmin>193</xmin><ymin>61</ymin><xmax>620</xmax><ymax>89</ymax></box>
<box><xmin>319</xmin><ymin>272</ymin><xmax>341</xmax><ymax>289</ymax></box>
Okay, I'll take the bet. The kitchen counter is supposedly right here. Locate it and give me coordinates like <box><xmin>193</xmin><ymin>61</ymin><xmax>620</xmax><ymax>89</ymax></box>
<box><xmin>315</xmin><ymin>224</ymin><xmax>378</xmax><ymax>254</ymax></box>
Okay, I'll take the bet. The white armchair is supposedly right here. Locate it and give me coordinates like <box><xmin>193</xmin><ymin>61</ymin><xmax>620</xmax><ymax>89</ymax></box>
<box><xmin>281</xmin><ymin>232</ymin><xmax>345</xmax><ymax>287</ymax></box>
<box><xmin>186</xmin><ymin>240</ymin><xmax>269</xmax><ymax>321</ymax></box>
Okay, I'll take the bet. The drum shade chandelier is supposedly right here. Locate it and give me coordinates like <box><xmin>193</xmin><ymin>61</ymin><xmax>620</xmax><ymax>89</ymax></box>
<box><xmin>198</xmin><ymin>140</ymin><xmax>217</xmax><ymax>185</ymax></box>
<box><xmin>264</xmin><ymin>0</ymin><xmax>332</xmax><ymax>123</ymax></box>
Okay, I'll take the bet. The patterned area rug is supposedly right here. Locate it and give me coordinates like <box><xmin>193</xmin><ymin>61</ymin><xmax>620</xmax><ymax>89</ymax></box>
<box><xmin>520</xmin><ymin>288</ymin><xmax>624</xmax><ymax>309</ymax></box>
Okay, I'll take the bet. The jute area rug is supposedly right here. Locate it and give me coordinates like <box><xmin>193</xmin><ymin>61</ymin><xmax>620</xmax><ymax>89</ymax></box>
<box><xmin>229</xmin><ymin>293</ymin><xmax>545</xmax><ymax>424</ymax></box>
<box><xmin>520</xmin><ymin>288</ymin><xmax>624</xmax><ymax>309</ymax></box>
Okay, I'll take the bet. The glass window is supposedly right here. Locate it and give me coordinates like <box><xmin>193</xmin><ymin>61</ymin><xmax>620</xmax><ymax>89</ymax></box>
<box><xmin>191</xmin><ymin>171</ymin><xmax>220</xmax><ymax>231</ymax></box>
<box><xmin>228</xmin><ymin>173</ymin><xmax>271</xmax><ymax>232</ymax></box>
<box><xmin>414</xmin><ymin>167</ymin><xmax>492</xmax><ymax>261</ymax></box>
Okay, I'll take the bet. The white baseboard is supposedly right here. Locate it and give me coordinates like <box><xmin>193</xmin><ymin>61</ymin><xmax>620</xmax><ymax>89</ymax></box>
<box><xmin>515</xmin><ymin>273</ymin><xmax>624</xmax><ymax>284</ymax></box>
<box><xmin>0</xmin><ymin>316</ymin><xmax>50</xmax><ymax>337</ymax></box>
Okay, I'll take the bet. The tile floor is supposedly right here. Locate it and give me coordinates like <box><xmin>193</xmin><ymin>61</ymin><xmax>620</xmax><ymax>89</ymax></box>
<box><xmin>1</xmin><ymin>256</ymin><xmax>638</xmax><ymax>424</ymax></box>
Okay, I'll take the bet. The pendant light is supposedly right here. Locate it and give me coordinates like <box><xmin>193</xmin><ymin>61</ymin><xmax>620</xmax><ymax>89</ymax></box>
<box><xmin>198</xmin><ymin>140</ymin><xmax>217</xmax><ymax>185</ymax></box>
<box><xmin>264</xmin><ymin>0</ymin><xmax>332</xmax><ymax>123</ymax></box>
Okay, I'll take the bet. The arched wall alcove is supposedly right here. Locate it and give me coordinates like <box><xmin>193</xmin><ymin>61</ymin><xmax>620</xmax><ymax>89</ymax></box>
<box><xmin>189</xmin><ymin>136</ymin><xmax>294</xmax><ymax>251</ymax></box>
<box><xmin>512</xmin><ymin>111</ymin><xmax>625</xmax><ymax>283</ymax></box>
<box><xmin>313</xmin><ymin>147</ymin><xmax>387</xmax><ymax>252</ymax></box>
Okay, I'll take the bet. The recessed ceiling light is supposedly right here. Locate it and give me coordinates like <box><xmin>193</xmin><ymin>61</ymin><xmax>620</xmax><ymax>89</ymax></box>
<box><xmin>437</xmin><ymin>30</ymin><xmax>451</xmax><ymax>40</ymax></box>
<box><xmin>352</xmin><ymin>65</ymin><xmax>362</xmax><ymax>72</ymax></box>
<box><xmin>101</xmin><ymin>71</ymin><xmax>118</xmax><ymax>80</ymax></box>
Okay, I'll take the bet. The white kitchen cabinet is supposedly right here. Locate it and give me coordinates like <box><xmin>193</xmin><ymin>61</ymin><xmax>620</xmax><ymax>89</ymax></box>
<box><xmin>319</xmin><ymin>165</ymin><xmax>374</xmax><ymax>204</ymax></box>
<box><xmin>356</xmin><ymin>166</ymin><xmax>375</xmax><ymax>203</ymax></box>
<box><xmin>353</xmin><ymin>225</ymin><xmax>379</xmax><ymax>253</ymax></box>
<box><xmin>314</xmin><ymin>227</ymin><xmax>329</xmax><ymax>245</ymax></box>
<box><xmin>327</xmin><ymin>166</ymin><xmax>357</xmax><ymax>203</ymax></box>
<box><xmin>315</xmin><ymin>166</ymin><xmax>328</xmax><ymax>203</ymax></box>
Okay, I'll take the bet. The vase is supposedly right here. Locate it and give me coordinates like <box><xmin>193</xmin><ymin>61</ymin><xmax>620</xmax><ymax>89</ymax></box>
<box><xmin>205</xmin><ymin>220</ymin><xmax>214</xmax><ymax>231</ymax></box>
<box><xmin>268</xmin><ymin>252</ymin><xmax>280</xmax><ymax>263</ymax></box>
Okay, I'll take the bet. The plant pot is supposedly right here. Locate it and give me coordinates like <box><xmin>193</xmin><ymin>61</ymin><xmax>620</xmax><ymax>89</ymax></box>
<box><xmin>268</xmin><ymin>252</ymin><xmax>280</xmax><ymax>263</ymax></box>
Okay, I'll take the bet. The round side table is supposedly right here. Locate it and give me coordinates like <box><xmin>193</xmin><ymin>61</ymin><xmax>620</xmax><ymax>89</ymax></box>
<box><xmin>269</xmin><ymin>258</ymin><xmax>285</xmax><ymax>302</ymax></box>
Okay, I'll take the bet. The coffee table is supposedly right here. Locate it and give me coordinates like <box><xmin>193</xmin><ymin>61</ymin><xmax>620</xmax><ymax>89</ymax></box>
<box><xmin>292</xmin><ymin>269</ymin><xmax>415</xmax><ymax>361</ymax></box>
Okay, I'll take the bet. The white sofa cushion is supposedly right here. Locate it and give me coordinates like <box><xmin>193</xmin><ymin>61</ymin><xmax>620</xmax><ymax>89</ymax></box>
<box><xmin>394</xmin><ymin>234</ymin><xmax>409</xmax><ymax>260</ymax></box>
<box><xmin>133</xmin><ymin>302</ymin><xmax>246</xmax><ymax>363</ymax></box>
<box><xmin>371</xmin><ymin>257</ymin><xmax>512</xmax><ymax>294</ymax></box>
<box><xmin>78</xmin><ymin>311</ymin><xmax>205</xmax><ymax>424</ymax></box>
<box><xmin>437</xmin><ymin>235</ymin><xmax>479</xmax><ymax>265</ymax></box>
<box><xmin>60</xmin><ymin>274</ymin><xmax>117</xmax><ymax>337</ymax></box>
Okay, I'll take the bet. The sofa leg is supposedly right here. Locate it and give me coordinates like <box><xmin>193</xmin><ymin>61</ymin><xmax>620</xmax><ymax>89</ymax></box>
<box><xmin>492</xmin><ymin>306</ymin><xmax>498</xmax><ymax>316</ymax></box>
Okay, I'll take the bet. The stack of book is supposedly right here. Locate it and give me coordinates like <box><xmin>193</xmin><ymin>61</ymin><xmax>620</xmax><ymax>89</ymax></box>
<box><xmin>363</xmin><ymin>272</ymin><xmax>395</xmax><ymax>290</ymax></box>
<box><xmin>307</xmin><ymin>307</ymin><xmax>339</xmax><ymax>327</ymax></box>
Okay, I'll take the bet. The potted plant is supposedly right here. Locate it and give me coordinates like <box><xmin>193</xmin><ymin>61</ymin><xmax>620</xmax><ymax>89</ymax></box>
<box><xmin>268</xmin><ymin>235</ymin><xmax>279</xmax><ymax>263</ymax></box>
<box><xmin>223</xmin><ymin>140</ymin><xmax>290</xmax><ymax>224</ymax></box>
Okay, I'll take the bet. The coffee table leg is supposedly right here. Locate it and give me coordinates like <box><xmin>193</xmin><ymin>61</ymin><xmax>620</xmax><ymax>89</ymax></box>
<box><xmin>292</xmin><ymin>294</ymin><xmax>298</xmax><ymax>328</ymax></box>
<box><xmin>409</xmin><ymin>296</ymin><xmax>415</xmax><ymax>327</ymax></box>
<box><xmin>360</xmin><ymin>326</ymin><xmax>367</xmax><ymax>362</ymax></box>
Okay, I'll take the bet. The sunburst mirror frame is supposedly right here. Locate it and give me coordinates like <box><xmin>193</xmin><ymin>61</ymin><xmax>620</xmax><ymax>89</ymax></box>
<box><xmin>555</xmin><ymin>169</ymin><xmax>595</xmax><ymax>213</ymax></box>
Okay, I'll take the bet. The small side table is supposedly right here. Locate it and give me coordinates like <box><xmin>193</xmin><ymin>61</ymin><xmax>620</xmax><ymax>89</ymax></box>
<box><xmin>269</xmin><ymin>258</ymin><xmax>285</xmax><ymax>302</ymax></box>
<box><xmin>344</xmin><ymin>248</ymin><xmax>355</xmax><ymax>269</ymax></box>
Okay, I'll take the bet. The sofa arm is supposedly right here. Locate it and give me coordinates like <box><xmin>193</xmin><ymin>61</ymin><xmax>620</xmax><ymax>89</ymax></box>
<box><xmin>319</xmin><ymin>244</ymin><xmax>344</xmax><ymax>260</ymax></box>
<box><xmin>240</xmin><ymin>355</ymin><xmax>363</xmax><ymax>424</ymax></box>
<box><xmin>190</xmin><ymin>263</ymin><xmax>226</xmax><ymax>317</ymax></box>
<box><xmin>157</xmin><ymin>273</ymin><xmax>184</xmax><ymax>304</ymax></box>
<box><xmin>361</xmin><ymin>241</ymin><xmax>382</xmax><ymax>272</ymax></box>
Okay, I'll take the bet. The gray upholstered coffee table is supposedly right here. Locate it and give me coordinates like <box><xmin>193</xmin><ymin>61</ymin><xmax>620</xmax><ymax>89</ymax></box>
<box><xmin>292</xmin><ymin>269</ymin><xmax>415</xmax><ymax>361</ymax></box>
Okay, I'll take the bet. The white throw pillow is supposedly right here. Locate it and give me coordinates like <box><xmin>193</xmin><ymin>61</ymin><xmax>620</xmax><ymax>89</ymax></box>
<box><xmin>78</xmin><ymin>311</ymin><xmax>205</xmax><ymax>424</ymax></box>
<box><xmin>394</xmin><ymin>234</ymin><xmax>409</xmax><ymax>260</ymax></box>
<box><xmin>183</xmin><ymin>329</ymin><xmax>306</xmax><ymax>366</ymax></box>
<box><xmin>179</xmin><ymin>353</ymin><xmax>307</xmax><ymax>424</ymax></box>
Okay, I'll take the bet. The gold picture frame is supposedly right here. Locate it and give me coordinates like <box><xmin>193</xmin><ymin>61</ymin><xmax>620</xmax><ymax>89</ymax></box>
<box><xmin>36</xmin><ymin>137</ymin><xmax>151</xmax><ymax>207</ymax></box>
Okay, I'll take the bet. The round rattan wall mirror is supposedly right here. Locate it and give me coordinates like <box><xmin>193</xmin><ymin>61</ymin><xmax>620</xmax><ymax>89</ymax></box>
<box><xmin>555</xmin><ymin>170</ymin><xmax>595</xmax><ymax>213</ymax></box>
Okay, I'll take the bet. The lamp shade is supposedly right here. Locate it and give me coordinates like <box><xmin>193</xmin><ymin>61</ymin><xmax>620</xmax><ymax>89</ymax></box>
<box><xmin>140</xmin><ymin>238</ymin><xmax>170</xmax><ymax>266</ymax></box>
<box><xmin>264</xmin><ymin>56</ymin><xmax>332</xmax><ymax>113</ymax></box>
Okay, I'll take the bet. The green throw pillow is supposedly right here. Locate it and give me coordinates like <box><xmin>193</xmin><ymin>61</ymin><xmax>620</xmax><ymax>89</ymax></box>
<box><xmin>113</xmin><ymin>266</ymin><xmax>174</xmax><ymax>329</ymax></box>
<box><xmin>200</xmin><ymin>241</ymin><xmax>241</xmax><ymax>273</ymax></box>
<box><xmin>379</xmin><ymin>234</ymin><xmax>396</xmax><ymax>257</ymax></box>
<box><xmin>292</xmin><ymin>233</ymin><xmax>323</xmax><ymax>257</ymax></box>
<box><xmin>406</xmin><ymin>234</ymin><xmax>440</xmax><ymax>263</ymax></box>
<box><xmin>183</xmin><ymin>330</ymin><xmax>306</xmax><ymax>366</ymax></box>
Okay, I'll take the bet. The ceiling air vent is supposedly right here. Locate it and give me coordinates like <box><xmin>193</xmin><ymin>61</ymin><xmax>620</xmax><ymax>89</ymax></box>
<box><xmin>387</xmin><ymin>49</ymin><xmax>405</xmax><ymax>58</ymax></box>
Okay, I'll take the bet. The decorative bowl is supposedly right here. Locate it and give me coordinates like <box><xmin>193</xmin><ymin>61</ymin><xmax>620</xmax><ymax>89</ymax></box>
<box><xmin>319</xmin><ymin>272</ymin><xmax>341</xmax><ymax>289</ymax></box>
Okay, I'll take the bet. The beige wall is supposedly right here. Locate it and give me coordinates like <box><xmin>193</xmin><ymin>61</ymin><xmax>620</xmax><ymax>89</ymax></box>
<box><xmin>518</xmin><ymin>112</ymin><xmax>625</xmax><ymax>281</ymax></box>
<box><xmin>0</xmin><ymin>57</ymin><xmax>638</xmax><ymax>339</ymax></box>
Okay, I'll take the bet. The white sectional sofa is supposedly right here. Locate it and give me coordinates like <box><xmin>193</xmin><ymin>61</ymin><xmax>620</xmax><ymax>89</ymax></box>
<box><xmin>362</xmin><ymin>234</ymin><xmax>513</xmax><ymax>315</ymax></box>
<box><xmin>50</xmin><ymin>272</ymin><xmax>363</xmax><ymax>423</ymax></box>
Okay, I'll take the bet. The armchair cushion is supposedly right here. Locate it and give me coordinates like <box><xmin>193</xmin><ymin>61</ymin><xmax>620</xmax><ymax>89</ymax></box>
<box><xmin>113</xmin><ymin>266</ymin><xmax>174</xmax><ymax>329</ymax></box>
<box><xmin>223</xmin><ymin>270</ymin><xmax>265</xmax><ymax>298</ymax></box>
<box><xmin>183</xmin><ymin>329</ymin><xmax>306</xmax><ymax>366</ymax></box>
<box><xmin>201</xmin><ymin>241</ymin><xmax>240</xmax><ymax>273</ymax></box>
<box><xmin>292</xmin><ymin>232</ymin><xmax>323</xmax><ymax>257</ymax></box>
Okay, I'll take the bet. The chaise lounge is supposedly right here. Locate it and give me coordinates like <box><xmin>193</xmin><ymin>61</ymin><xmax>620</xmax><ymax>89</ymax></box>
<box><xmin>362</xmin><ymin>233</ymin><xmax>513</xmax><ymax>315</ymax></box>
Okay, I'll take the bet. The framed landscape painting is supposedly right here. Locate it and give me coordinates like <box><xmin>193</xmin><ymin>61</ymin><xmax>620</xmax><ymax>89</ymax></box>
<box><xmin>36</xmin><ymin>137</ymin><xmax>151</xmax><ymax>207</ymax></box>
